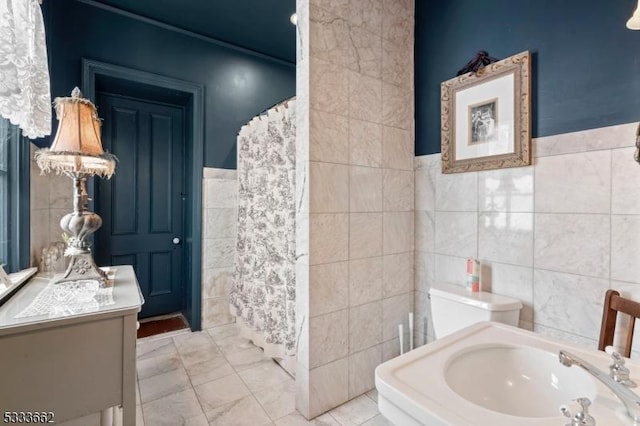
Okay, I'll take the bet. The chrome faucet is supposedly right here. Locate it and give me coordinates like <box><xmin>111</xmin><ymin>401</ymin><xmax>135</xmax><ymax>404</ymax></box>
<box><xmin>561</xmin><ymin>397</ymin><xmax>596</xmax><ymax>426</ymax></box>
<box><xmin>559</xmin><ymin>350</ymin><xmax>640</xmax><ymax>422</ymax></box>
<box><xmin>606</xmin><ymin>347</ymin><xmax>637</xmax><ymax>388</ymax></box>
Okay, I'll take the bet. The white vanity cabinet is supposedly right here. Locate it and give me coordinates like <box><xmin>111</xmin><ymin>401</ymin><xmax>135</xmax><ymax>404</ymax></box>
<box><xmin>0</xmin><ymin>265</ymin><xmax>143</xmax><ymax>426</ymax></box>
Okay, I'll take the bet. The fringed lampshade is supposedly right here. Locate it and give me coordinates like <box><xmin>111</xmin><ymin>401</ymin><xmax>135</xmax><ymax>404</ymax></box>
<box><xmin>34</xmin><ymin>87</ymin><xmax>117</xmax><ymax>286</ymax></box>
<box><xmin>628</xmin><ymin>0</ymin><xmax>640</xmax><ymax>30</ymax></box>
<box><xmin>35</xmin><ymin>87</ymin><xmax>116</xmax><ymax>178</ymax></box>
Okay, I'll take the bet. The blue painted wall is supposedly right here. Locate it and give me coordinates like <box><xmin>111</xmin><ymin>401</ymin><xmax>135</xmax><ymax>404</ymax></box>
<box><xmin>42</xmin><ymin>0</ymin><xmax>295</xmax><ymax>168</ymax></box>
<box><xmin>416</xmin><ymin>0</ymin><xmax>640</xmax><ymax>155</ymax></box>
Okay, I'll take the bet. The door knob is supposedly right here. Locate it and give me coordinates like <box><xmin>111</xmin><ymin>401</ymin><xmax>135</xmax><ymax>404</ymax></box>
<box><xmin>172</xmin><ymin>237</ymin><xmax>181</xmax><ymax>245</ymax></box>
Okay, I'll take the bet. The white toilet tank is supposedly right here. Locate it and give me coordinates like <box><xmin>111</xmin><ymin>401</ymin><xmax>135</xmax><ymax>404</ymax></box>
<box><xmin>428</xmin><ymin>282</ymin><xmax>522</xmax><ymax>339</ymax></box>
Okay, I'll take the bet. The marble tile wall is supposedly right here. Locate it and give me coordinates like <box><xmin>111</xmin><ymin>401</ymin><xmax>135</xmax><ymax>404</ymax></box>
<box><xmin>414</xmin><ymin>122</ymin><xmax>640</xmax><ymax>351</ymax></box>
<box><xmin>201</xmin><ymin>168</ymin><xmax>237</xmax><ymax>329</ymax></box>
<box><xmin>29</xmin><ymin>143</ymin><xmax>73</xmax><ymax>267</ymax></box>
<box><xmin>296</xmin><ymin>0</ymin><xmax>415</xmax><ymax>419</ymax></box>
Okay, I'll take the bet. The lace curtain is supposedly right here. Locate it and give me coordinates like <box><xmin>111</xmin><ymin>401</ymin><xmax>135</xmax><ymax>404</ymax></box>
<box><xmin>0</xmin><ymin>0</ymin><xmax>51</xmax><ymax>139</ymax></box>
<box><xmin>230</xmin><ymin>99</ymin><xmax>296</xmax><ymax>359</ymax></box>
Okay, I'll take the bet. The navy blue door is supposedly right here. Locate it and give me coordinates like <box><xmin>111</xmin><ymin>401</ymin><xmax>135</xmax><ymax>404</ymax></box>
<box><xmin>95</xmin><ymin>93</ymin><xmax>185</xmax><ymax>318</ymax></box>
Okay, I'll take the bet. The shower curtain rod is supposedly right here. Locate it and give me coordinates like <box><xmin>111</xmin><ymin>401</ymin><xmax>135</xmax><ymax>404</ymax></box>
<box><xmin>237</xmin><ymin>95</ymin><xmax>296</xmax><ymax>135</ymax></box>
<box><xmin>258</xmin><ymin>95</ymin><xmax>296</xmax><ymax>117</ymax></box>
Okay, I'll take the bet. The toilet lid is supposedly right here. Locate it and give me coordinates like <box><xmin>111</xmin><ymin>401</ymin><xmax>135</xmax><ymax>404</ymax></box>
<box><xmin>429</xmin><ymin>282</ymin><xmax>523</xmax><ymax>312</ymax></box>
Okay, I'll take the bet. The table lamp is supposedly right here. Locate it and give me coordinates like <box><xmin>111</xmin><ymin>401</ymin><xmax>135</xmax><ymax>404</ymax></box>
<box><xmin>35</xmin><ymin>87</ymin><xmax>116</xmax><ymax>285</ymax></box>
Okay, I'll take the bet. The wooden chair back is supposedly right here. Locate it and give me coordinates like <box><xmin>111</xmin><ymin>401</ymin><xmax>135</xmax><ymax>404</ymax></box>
<box><xmin>599</xmin><ymin>289</ymin><xmax>640</xmax><ymax>358</ymax></box>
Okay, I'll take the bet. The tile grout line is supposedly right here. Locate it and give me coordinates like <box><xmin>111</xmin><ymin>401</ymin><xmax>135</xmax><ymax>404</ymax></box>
<box><xmin>137</xmin><ymin>338</ymin><xmax>196</xmax><ymax>418</ymax></box>
<box><xmin>180</xmin><ymin>331</ymin><xmax>221</xmax><ymax>420</ymax></box>
<box><xmin>609</xmin><ymin>150</ymin><xmax>613</xmax><ymax>291</ymax></box>
<box><xmin>429</xmin><ymin>252</ymin><xmax>621</xmax><ymax>284</ymax></box>
<box><xmin>209</xmin><ymin>328</ymin><xmax>295</xmax><ymax>422</ymax></box>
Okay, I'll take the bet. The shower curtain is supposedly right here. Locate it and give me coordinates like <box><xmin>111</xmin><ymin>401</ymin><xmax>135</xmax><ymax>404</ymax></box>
<box><xmin>230</xmin><ymin>98</ymin><xmax>296</xmax><ymax>359</ymax></box>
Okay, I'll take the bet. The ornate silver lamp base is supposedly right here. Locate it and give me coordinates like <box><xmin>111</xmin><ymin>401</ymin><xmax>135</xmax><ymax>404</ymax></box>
<box><xmin>58</xmin><ymin>253</ymin><xmax>108</xmax><ymax>284</ymax></box>
<box><xmin>54</xmin><ymin>174</ymin><xmax>108</xmax><ymax>287</ymax></box>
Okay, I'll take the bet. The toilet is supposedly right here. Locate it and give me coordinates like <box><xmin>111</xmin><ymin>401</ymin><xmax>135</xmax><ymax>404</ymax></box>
<box><xmin>428</xmin><ymin>282</ymin><xmax>523</xmax><ymax>338</ymax></box>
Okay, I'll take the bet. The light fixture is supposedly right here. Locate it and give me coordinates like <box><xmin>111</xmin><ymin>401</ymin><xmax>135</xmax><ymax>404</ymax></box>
<box><xmin>290</xmin><ymin>13</ymin><xmax>297</xmax><ymax>26</ymax></box>
<box><xmin>627</xmin><ymin>0</ymin><xmax>640</xmax><ymax>30</ymax></box>
<box><xmin>35</xmin><ymin>87</ymin><xmax>116</xmax><ymax>286</ymax></box>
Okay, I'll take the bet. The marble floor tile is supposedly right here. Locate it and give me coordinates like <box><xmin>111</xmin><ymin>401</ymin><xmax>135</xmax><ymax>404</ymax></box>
<box><xmin>185</xmin><ymin>352</ymin><xmax>235</xmax><ymax>386</ymax></box>
<box><xmin>254</xmin><ymin>379</ymin><xmax>297</xmax><ymax>421</ymax></box>
<box><xmin>238</xmin><ymin>360</ymin><xmax>293</xmax><ymax>393</ymax></box>
<box><xmin>173</xmin><ymin>332</ymin><xmax>222</xmax><ymax>367</ymax></box>
<box><xmin>194</xmin><ymin>373</ymin><xmax>252</xmax><ymax>412</ymax></box>
<box><xmin>174</xmin><ymin>331</ymin><xmax>216</xmax><ymax>351</ymax></box>
<box><xmin>135</xmin><ymin>323</ymin><xmax>391</xmax><ymax>426</ymax></box>
<box><xmin>207</xmin><ymin>323</ymin><xmax>239</xmax><ymax>342</ymax></box>
<box><xmin>214</xmin><ymin>334</ymin><xmax>256</xmax><ymax>356</ymax></box>
<box><xmin>361</xmin><ymin>415</ymin><xmax>393</xmax><ymax>426</ymax></box>
<box><xmin>274</xmin><ymin>412</ymin><xmax>340</xmax><ymax>426</ymax></box>
<box><xmin>137</xmin><ymin>349</ymin><xmax>182</xmax><ymax>380</ymax></box>
<box><xmin>180</xmin><ymin>343</ymin><xmax>222</xmax><ymax>368</ymax></box>
<box><xmin>329</xmin><ymin>395</ymin><xmax>379</xmax><ymax>426</ymax></box>
<box><xmin>204</xmin><ymin>395</ymin><xmax>272</xmax><ymax>426</ymax></box>
<box><xmin>139</xmin><ymin>366</ymin><xmax>192</xmax><ymax>404</ymax></box>
<box><xmin>142</xmin><ymin>388</ymin><xmax>206</xmax><ymax>426</ymax></box>
<box><xmin>225</xmin><ymin>345</ymin><xmax>273</xmax><ymax>371</ymax></box>
<box><xmin>365</xmin><ymin>389</ymin><xmax>378</xmax><ymax>402</ymax></box>
<box><xmin>137</xmin><ymin>336</ymin><xmax>177</xmax><ymax>360</ymax></box>
<box><xmin>178</xmin><ymin>414</ymin><xmax>209</xmax><ymax>425</ymax></box>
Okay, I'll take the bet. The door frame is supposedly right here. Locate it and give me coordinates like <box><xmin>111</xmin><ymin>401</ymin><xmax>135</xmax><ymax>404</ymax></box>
<box><xmin>82</xmin><ymin>58</ymin><xmax>205</xmax><ymax>330</ymax></box>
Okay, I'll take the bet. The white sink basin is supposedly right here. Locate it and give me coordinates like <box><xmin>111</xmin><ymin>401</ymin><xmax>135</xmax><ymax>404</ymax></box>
<box><xmin>445</xmin><ymin>345</ymin><xmax>596</xmax><ymax>417</ymax></box>
<box><xmin>375</xmin><ymin>322</ymin><xmax>637</xmax><ymax>426</ymax></box>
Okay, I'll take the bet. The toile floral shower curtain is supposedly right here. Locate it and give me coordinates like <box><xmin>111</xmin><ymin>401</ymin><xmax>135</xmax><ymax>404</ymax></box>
<box><xmin>230</xmin><ymin>98</ymin><xmax>296</xmax><ymax>359</ymax></box>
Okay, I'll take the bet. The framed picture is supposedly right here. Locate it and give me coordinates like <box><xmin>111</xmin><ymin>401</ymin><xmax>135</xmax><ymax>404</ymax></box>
<box><xmin>441</xmin><ymin>51</ymin><xmax>531</xmax><ymax>173</ymax></box>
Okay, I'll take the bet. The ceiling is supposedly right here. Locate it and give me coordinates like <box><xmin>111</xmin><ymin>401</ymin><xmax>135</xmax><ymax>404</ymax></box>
<box><xmin>92</xmin><ymin>0</ymin><xmax>297</xmax><ymax>63</ymax></box>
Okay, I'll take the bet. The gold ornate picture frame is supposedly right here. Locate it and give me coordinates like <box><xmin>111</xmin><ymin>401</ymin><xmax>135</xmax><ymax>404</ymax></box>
<box><xmin>441</xmin><ymin>51</ymin><xmax>531</xmax><ymax>173</ymax></box>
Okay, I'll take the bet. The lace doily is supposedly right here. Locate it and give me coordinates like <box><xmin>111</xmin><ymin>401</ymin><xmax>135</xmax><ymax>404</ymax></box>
<box><xmin>15</xmin><ymin>279</ymin><xmax>115</xmax><ymax>319</ymax></box>
<box><xmin>0</xmin><ymin>0</ymin><xmax>51</xmax><ymax>139</ymax></box>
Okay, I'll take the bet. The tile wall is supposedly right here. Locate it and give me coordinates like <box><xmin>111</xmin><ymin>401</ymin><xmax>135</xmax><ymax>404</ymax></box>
<box><xmin>296</xmin><ymin>0</ymin><xmax>415</xmax><ymax>418</ymax></box>
<box><xmin>414</xmin><ymin>122</ymin><xmax>640</xmax><ymax>351</ymax></box>
<box><xmin>201</xmin><ymin>167</ymin><xmax>237</xmax><ymax>329</ymax></box>
<box><xmin>29</xmin><ymin>143</ymin><xmax>73</xmax><ymax>267</ymax></box>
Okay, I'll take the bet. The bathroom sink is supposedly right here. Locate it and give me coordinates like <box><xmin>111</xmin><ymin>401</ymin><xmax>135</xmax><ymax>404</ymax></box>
<box><xmin>445</xmin><ymin>345</ymin><xmax>596</xmax><ymax>417</ymax></box>
<box><xmin>375</xmin><ymin>322</ymin><xmax>638</xmax><ymax>426</ymax></box>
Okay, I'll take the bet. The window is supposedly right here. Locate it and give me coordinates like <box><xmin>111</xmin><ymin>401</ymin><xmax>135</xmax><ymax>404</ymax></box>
<box><xmin>0</xmin><ymin>117</ymin><xmax>29</xmax><ymax>272</ymax></box>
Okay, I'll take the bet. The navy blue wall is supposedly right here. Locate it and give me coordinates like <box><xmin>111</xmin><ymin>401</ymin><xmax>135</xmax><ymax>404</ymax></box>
<box><xmin>42</xmin><ymin>0</ymin><xmax>295</xmax><ymax>168</ymax></box>
<box><xmin>416</xmin><ymin>0</ymin><xmax>640</xmax><ymax>155</ymax></box>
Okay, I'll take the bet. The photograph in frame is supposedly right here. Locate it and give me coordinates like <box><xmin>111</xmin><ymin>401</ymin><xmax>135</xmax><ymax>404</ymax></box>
<box><xmin>441</xmin><ymin>51</ymin><xmax>531</xmax><ymax>173</ymax></box>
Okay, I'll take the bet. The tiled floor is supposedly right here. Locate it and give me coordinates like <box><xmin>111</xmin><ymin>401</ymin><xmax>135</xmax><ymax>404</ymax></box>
<box><xmin>136</xmin><ymin>324</ymin><xmax>393</xmax><ymax>425</ymax></box>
